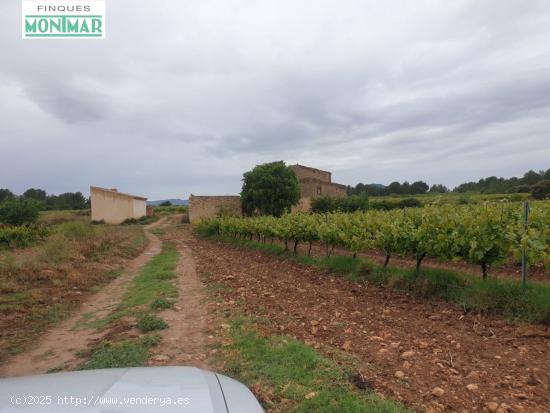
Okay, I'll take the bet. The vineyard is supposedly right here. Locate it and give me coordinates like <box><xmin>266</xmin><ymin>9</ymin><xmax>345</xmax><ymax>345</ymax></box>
<box><xmin>196</xmin><ymin>201</ymin><xmax>550</xmax><ymax>279</ymax></box>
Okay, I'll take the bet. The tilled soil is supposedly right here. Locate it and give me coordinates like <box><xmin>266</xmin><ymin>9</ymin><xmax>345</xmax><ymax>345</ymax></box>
<box><xmin>187</xmin><ymin>234</ymin><xmax>550</xmax><ymax>413</ymax></box>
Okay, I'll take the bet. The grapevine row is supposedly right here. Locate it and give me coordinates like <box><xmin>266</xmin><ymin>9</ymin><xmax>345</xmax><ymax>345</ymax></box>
<box><xmin>196</xmin><ymin>202</ymin><xmax>550</xmax><ymax>278</ymax></box>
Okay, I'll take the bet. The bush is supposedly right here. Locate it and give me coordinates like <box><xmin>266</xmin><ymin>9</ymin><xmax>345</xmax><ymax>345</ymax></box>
<box><xmin>0</xmin><ymin>198</ymin><xmax>40</xmax><ymax>226</ymax></box>
<box><xmin>121</xmin><ymin>216</ymin><xmax>153</xmax><ymax>225</ymax></box>
<box><xmin>341</xmin><ymin>193</ymin><xmax>369</xmax><ymax>212</ymax></box>
<box><xmin>531</xmin><ymin>180</ymin><xmax>550</xmax><ymax>200</ymax></box>
<box><xmin>121</xmin><ymin>218</ymin><xmax>139</xmax><ymax>225</ymax></box>
<box><xmin>369</xmin><ymin>198</ymin><xmax>421</xmax><ymax>211</ymax></box>
<box><xmin>310</xmin><ymin>196</ymin><xmax>337</xmax><ymax>213</ymax></box>
<box><xmin>137</xmin><ymin>314</ymin><xmax>168</xmax><ymax>332</ymax></box>
<box><xmin>311</xmin><ymin>194</ymin><xmax>368</xmax><ymax>213</ymax></box>
<box><xmin>0</xmin><ymin>225</ymin><xmax>49</xmax><ymax>249</ymax></box>
<box><xmin>513</xmin><ymin>185</ymin><xmax>532</xmax><ymax>193</ymax></box>
<box><xmin>369</xmin><ymin>200</ymin><xmax>393</xmax><ymax>211</ymax></box>
<box><xmin>397</xmin><ymin>198</ymin><xmax>421</xmax><ymax>208</ymax></box>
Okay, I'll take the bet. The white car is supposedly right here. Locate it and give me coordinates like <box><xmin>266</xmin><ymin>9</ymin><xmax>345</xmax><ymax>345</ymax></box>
<box><xmin>0</xmin><ymin>367</ymin><xmax>264</xmax><ymax>413</ymax></box>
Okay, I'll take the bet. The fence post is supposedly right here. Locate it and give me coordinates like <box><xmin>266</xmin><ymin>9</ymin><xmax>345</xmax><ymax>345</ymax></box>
<box><xmin>521</xmin><ymin>201</ymin><xmax>530</xmax><ymax>288</ymax></box>
<box><xmin>324</xmin><ymin>213</ymin><xmax>329</xmax><ymax>257</ymax></box>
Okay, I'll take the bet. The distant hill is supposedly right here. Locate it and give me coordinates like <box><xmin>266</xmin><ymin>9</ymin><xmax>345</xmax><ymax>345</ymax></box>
<box><xmin>147</xmin><ymin>199</ymin><xmax>189</xmax><ymax>206</ymax></box>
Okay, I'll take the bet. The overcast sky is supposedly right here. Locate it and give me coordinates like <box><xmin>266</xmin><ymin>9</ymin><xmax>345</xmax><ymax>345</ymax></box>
<box><xmin>1</xmin><ymin>1</ymin><xmax>550</xmax><ymax>199</ymax></box>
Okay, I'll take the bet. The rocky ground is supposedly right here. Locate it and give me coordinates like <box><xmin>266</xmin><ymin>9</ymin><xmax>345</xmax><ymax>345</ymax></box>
<box><xmin>186</xmin><ymin>233</ymin><xmax>550</xmax><ymax>413</ymax></box>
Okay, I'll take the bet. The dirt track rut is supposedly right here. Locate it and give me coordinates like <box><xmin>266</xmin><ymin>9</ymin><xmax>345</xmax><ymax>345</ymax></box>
<box><xmin>0</xmin><ymin>221</ymin><xmax>163</xmax><ymax>377</ymax></box>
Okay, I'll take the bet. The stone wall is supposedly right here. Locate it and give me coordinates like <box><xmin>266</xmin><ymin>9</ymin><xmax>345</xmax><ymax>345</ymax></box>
<box><xmin>189</xmin><ymin>195</ymin><xmax>242</xmax><ymax>223</ymax></box>
<box><xmin>291</xmin><ymin>197</ymin><xmax>312</xmax><ymax>213</ymax></box>
<box><xmin>298</xmin><ymin>177</ymin><xmax>347</xmax><ymax>199</ymax></box>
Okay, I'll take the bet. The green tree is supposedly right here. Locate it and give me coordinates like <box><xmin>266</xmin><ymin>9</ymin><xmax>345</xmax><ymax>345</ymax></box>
<box><xmin>53</xmin><ymin>192</ymin><xmax>88</xmax><ymax>210</ymax></box>
<box><xmin>429</xmin><ymin>184</ymin><xmax>449</xmax><ymax>193</ymax></box>
<box><xmin>23</xmin><ymin>188</ymin><xmax>47</xmax><ymax>201</ymax></box>
<box><xmin>410</xmin><ymin>181</ymin><xmax>429</xmax><ymax>194</ymax></box>
<box><xmin>0</xmin><ymin>197</ymin><xmax>40</xmax><ymax>225</ymax></box>
<box><xmin>160</xmin><ymin>200</ymin><xmax>172</xmax><ymax>206</ymax></box>
<box><xmin>522</xmin><ymin>170</ymin><xmax>542</xmax><ymax>186</ymax></box>
<box><xmin>241</xmin><ymin>161</ymin><xmax>300</xmax><ymax>217</ymax></box>
<box><xmin>0</xmin><ymin>189</ymin><xmax>14</xmax><ymax>204</ymax></box>
<box><xmin>531</xmin><ymin>180</ymin><xmax>550</xmax><ymax>200</ymax></box>
<box><xmin>387</xmin><ymin>181</ymin><xmax>402</xmax><ymax>194</ymax></box>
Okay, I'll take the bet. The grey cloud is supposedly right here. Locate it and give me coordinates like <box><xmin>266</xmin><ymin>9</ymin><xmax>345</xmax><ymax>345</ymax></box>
<box><xmin>23</xmin><ymin>80</ymin><xmax>111</xmax><ymax>123</ymax></box>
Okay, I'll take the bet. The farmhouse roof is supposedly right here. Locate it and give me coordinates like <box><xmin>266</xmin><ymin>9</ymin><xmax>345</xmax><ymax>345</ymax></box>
<box><xmin>291</xmin><ymin>164</ymin><xmax>332</xmax><ymax>175</ymax></box>
<box><xmin>90</xmin><ymin>186</ymin><xmax>147</xmax><ymax>201</ymax></box>
<box><xmin>189</xmin><ymin>194</ymin><xmax>240</xmax><ymax>199</ymax></box>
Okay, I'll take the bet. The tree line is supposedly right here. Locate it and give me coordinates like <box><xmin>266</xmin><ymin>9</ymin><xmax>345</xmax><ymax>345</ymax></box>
<box><xmin>0</xmin><ymin>188</ymin><xmax>89</xmax><ymax>211</ymax></box>
<box><xmin>348</xmin><ymin>168</ymin><xmax>550</xmax><ymax>196</ymax></box>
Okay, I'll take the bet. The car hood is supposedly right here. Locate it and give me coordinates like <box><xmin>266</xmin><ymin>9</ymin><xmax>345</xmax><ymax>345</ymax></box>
<box><xmin>0</xmin><ymin>366</ymin><xmax>263</xmax><ymax>413</ymax></box>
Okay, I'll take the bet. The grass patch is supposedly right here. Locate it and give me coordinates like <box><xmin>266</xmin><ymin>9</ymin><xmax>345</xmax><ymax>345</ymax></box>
<box><xmin>206</xmin><ymin>282</ymin><xmax>232</xmax><ymax>294</ymax></box>
<box><xmin>150</xmin><ymin>297</ymin><xmax>174</xmax><ymax>310</ymax></box>
<box><xmin>88</xmin><ymin>243</ymin><xmax>179</xmax><ymax>328</ymax></box>
<box><xmin>368</xmin><ymin>266</ymin><xmax>550</xmax><ymax>324</ymax></box>
<box><xmin>151</xmin><ymin>227</ymin><xmax>165</xmax><ymax>236</ymax></box>
<box><xmin>118</xmin><ymin>243</ymin><xmax>178</xmax><ymax>309</ymax></box>
<box><xmin>137</xmin><ymin>313</ymin><xmax>168</xmax><ymax>332</ymax></box>
<box><xmin>82</xmin><ymin>335</ymin><xmax>160</xmax><ymax>370</ymax></box>
<box><xmin>222</xmin><ymin>319</ymin><xmax>409</xmax><ymax>413</ymax></box>
<box><xmin>207</xmin><ymin>234</ymin><xmax>550</xmax><ymax>325</ymax></box>
<box><xmin>106</xmin><ymin>267</ymin><xmax>124</xmax><ymax>280</ymax></box>
<box><xmin>30</xmin><ymin>303</ymin><xmax>68</xmax><ymax>324</ymax></box>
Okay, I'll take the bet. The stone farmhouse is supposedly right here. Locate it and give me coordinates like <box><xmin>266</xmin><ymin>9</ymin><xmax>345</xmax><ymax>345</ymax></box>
<box><xmin>290</xmin><ymin>164</ymin><xmax>347</xmax><ymax>212</ymax></box>
<box><xmin>188</xmin><ymin>164</ymin><xmax>347</xmax><ymax>222</ymax></box>
<box><xmin>90</xmin><ymin>186</ymin><xmax>147</xmax><ymax>224</ymax></box>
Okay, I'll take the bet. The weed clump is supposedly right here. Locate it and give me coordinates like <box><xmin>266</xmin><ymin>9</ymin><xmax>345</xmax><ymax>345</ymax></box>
<box><xmin>82</xmin><ymin>336</ymin><xmax>159</xmax><ymax>370</ymax></box>
<box><xmin>151</xmin><ymin>297</ymin><xmax>174</xmax><ymax>310</ymax></box>
<box><xmin>137</xmin><ymin>314</ymin><xmax>168</xmax><ymax>333</ymax></box>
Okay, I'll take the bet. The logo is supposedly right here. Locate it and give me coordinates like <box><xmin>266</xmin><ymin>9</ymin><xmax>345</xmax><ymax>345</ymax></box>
<box><xmin>22</xmin><ymin>0</ymin><xmax>105</xmax><ymax>39</ymax></box>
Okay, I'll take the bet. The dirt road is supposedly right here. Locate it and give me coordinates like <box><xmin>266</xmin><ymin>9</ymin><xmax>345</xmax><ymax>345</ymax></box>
<box><xmin>148</xmin><ymin>224</ymin><xmax>209</xmax><ymax>368</ymax></box>
<box><xmin>0</xmin><ymin>219</ymin><xmax>209</xmax><ymax>377</ymax></box>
